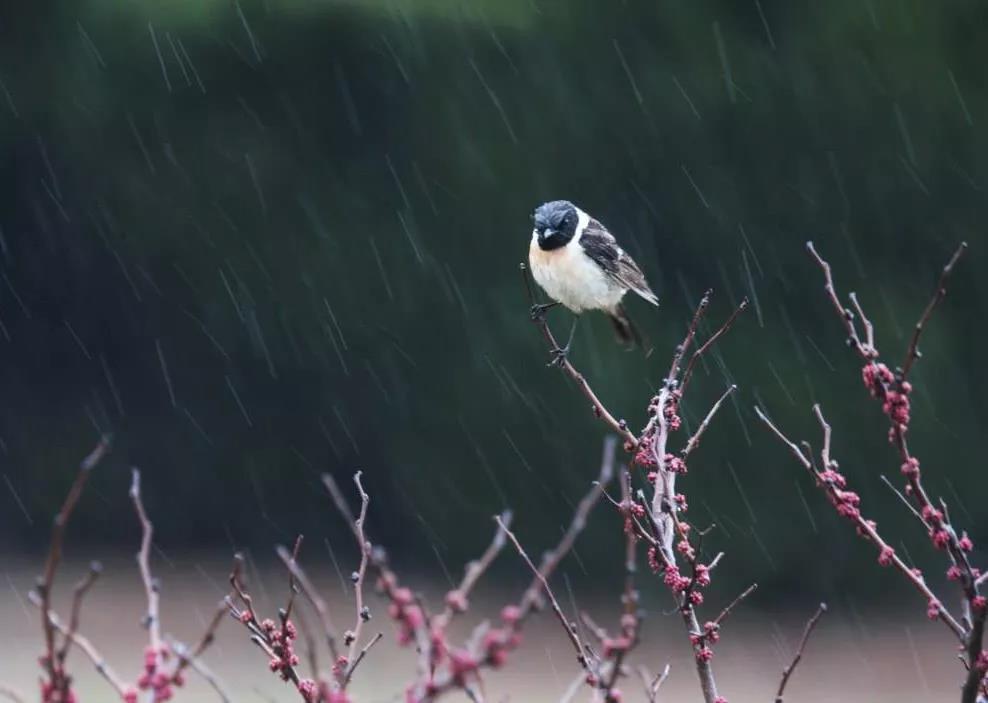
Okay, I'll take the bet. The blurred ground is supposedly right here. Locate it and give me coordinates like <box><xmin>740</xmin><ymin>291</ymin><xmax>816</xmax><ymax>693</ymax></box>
<box><xmin>0</xmin><ymin>555</ymin><xmax>965</xmax><ymax>702</ymax></box>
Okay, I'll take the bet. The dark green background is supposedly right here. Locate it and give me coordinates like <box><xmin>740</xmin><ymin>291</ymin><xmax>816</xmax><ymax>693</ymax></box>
<box><xmin>2</xmin><ymin>0</ymin><xmax>986</xmax><ymax>605</ymax></box>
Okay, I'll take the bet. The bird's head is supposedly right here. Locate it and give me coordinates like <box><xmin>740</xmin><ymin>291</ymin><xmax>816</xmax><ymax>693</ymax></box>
<box><xmin>532</xmin><ymin>200</ymin><xmax>580</xmax><ymax>250</ymax></box>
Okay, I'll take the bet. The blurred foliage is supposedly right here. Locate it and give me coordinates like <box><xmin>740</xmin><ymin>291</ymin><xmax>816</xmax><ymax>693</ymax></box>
<box><xmin>1</xmin><ymin>0</ymin><xmax>988</xmax><ymax>606</ymax></box>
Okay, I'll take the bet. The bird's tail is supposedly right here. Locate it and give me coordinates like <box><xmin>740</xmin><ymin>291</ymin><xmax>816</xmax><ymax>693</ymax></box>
<box><xmin>608</xmin><ymin>304</ymin><xmax>646</xmax><ymax>350</ymax></box>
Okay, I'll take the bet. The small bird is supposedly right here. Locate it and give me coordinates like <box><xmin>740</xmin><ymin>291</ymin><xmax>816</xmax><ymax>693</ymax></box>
<box><xmin>528</xmin><ymin>200</ymin><xmax>658</xmax><ymax>352</ymax></box>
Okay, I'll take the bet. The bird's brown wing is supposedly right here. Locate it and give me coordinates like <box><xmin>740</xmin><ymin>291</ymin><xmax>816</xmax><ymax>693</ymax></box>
<box><xmin>580</xmin><ymin>219</ymin><xmax>659</xmax><ymax>306</ymax></box>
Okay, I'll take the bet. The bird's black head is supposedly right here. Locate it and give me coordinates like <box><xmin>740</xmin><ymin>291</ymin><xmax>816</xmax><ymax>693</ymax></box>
<box><xmin>532</xmin><ymin>200</ymin><xmax>579</xmax><ymax>251</ymax></box>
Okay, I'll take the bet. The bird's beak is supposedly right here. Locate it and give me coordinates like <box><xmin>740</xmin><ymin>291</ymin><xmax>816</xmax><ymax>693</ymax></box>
<box><xmin>541</xmin><ymin>229</ymin><xmax>557</xmax><ymax>240</ymax></box>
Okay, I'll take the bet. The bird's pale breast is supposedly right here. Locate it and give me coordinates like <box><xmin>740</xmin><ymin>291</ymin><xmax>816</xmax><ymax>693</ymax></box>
<box><xmin>528</xmin><ymin>235</ymin><xmax>626</xmax><ymax>313</ymax></box>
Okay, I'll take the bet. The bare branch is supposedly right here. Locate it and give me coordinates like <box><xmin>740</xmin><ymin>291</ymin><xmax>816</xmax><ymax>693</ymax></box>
<box><xmin>57</xmin><ymin>560</ymin><xmax>102</xmax><ymax>665</ymax></box>
<box><xmin>130</xmin><ymin>469</ymin><xmax>162</xmax><ymax>666</ymax></box>
<box><xmin>28</xmin><ymin>591</ymin><xmax>129</xmax><ymax>698</ymax></box>
<box><xmin>755</xmin><ymin>405</ymin><xmax>965</xmax><ymax>640</ymax></box>
<box><xmin>37</xmin><ymin>435</ymin><xmax>111</xmax><ymax>689</ymax></box>
<box><xmin>775</xmin><ymin>602</ymin><xmax>828</xmax><ymax>702</ymax></box>
<box><xmin>435</xmin><ymin>510</ymin><xmax>514</xmax><ymax>630</ymax></box>
<box><xmin>902</xmin><ymin>241</ymin><xmax>967</xmax><ymax>379</ymax></box>
<box><xmin>679</xmin><ymin>299</ymin><xmax>748</xmax><ymax>396</ymax></box>
<box><xmin>681</xmin><ymin>385</ymin><xmax>736</xmax><ymax>459</ymax></box>
<box><xmin>520</xmin><ymin>263</ymin><xmax>638</xmax><ymax>448</ymax></box>
<box><xmin>496</xmin><ymin>515</ymin><xmax>594</xmax><ymax>678</ymax></box>
<box><xmin>344</xmin><ymin>471</ymin><xmax>372</xmax><ymax>683</ymax></box>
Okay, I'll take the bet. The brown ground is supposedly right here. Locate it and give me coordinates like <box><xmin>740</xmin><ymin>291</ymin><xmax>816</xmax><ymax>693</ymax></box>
<box><xmin>0</xmin><ymin>555</ymin><xmax>963</xmax><ymax>702</ymax></box>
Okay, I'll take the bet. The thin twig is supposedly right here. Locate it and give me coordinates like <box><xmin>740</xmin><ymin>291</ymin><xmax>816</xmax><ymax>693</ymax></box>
<box><xmin>344</xmin><ymin>631</ymin><xmax>383</xmax><ymax>686</ymax></box>
<box><xmin>755</xmin><ymin>405</ymin><xmax>965</xmax><ymax>640</ymax></box>
<box><xmin>28</xmin><ymin>591</ymin><xmax>129</xmax><ymax>697</ymax></box>
<box><xmin>130</xmin><ymin>468</ymin><xmax>163</xmax><ymax>689</ymax></box>
<box><xmin>681</xmin><ymin>385</ymin><xmax>736</xmax><ymax>458</ymax></box>
<box><xmin>496</xmin><ymin>516</ymin><xmax>593</xmax><ymax>676</ymax></box>
<box><xmin>57</xmin><ymin>561</ymin><xmax>102</xmax><ymax>664</ymax></box>
<box><xmin>638</xmin><ymin>664</ymin><xmax>670</xmax><ymax>703</ymax></box>
<box><xmin>0</xmin><ymin>685</ymin><xmax>25</xmax><ymax>703</ymax></box>
<box><xmin>518</xmin><ymin>437</ymin><xmax>616</xmax><ymax>617</ymax></box>
<box><xmin>37</xmin><ymin>436</ymin><xmax>112</xmax><ymax>688</ymax></box>
<box><xmin>679</xmin><ymin>299</ymin><xmax>748</xmax><ymax>396</ymax></box>
<box><xmin>276</xmin><ymin>545</ymin><xmax>340</xmax><ymax>661</ymax></box>
<box><xmin>435</xmin><ymin>510</ymin><xmax>514</xmax><ymax>630</ymax></box>
<box><xmin>712</xmin><ymin>583</ymin><xmax>758</xmax><ymax>627</ymax></box>
<box><xmin>165</xmin><ymin>633</ymin><xmax>233</xmax><ymax>703</ymax></box>
<box><xmin>901</xmin><ymin>241</ymin><xmax>967</xmax><ymax>379</ymax></box>
<box><xmin>520</xmin><ymin>263</ymin><xmax>638</xmax><ymax>448</ymax></box>
<box><xmin>775</xmin><ymin>602</ymin><xmax>828</xmax><ymax>702</ymax></box>
<box><xmin>344</xmin><ymin>471</ymin><xmax>371</xmax><ymax>682</ymax></box>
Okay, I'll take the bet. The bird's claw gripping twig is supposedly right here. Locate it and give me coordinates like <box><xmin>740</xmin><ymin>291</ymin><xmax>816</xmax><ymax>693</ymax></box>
<box><xmin>530</xmin><ymin>302</ymin><xmax>559</xmax><ymax>321</ymax></box>
<box><xmin>547</xmin><ymin>344</ymin><xmax>570</xmax><ymax>368</ymax></box>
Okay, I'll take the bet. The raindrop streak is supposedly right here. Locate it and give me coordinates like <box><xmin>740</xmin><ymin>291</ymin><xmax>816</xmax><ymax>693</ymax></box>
<box><xmin>177</xmin><ymin>38</ymin><xmax>205</xmax><ymax>93</ymax></box>
<box><xmin>156</xmin><ymin>339</ymin><xmax>177</xmax><ymax>407</ymax></box>
<box><xmin>2</xmin><ymin>272</ymin><xmax>30</xmax><ymax>318</ymax></box>
<box><xmin>803</xmin><ymin>334</ymin><xmax>836</xmax><ymax>371</ymax></box>
<box><xmin>612</xmin><ymin>39</ymin><xmax>644</xmax><ymax>107</ymax></box>
<box><xmin>40</xmin><ymin>179</ymin><xmax>69</xmax><ymax>223</ymax></box>
<box><xmin>737</xmin><ymin>224</ymin><xmax>763</xmax><ymax>277</ymax></box>
<box><xmin>148</xmin><ymin>22</ymin><xmax>172</xmax><ymax>92</ymax></box>
<box><xmin>0</xmin><ymin>73</ymin><xmax>19</xmax><ymax>117</ymax></box>
<box><xmin>323</xmin><ymin>298</ymin><xmax>347</xmax><ymax>350</ymax></box>
<box><xmin>127</xmin><ymin>113</ymin><xmax>156</xmax><ymax>174</ymax></box>
<box><xmin>672</xmin><ymin>74</ymin><xmax>701</xmax><ymax>119</ymax></box>
<box><xmin>368</xmin><ymin>237</ymin><xmax>393</xmax><ymax>300</ymax></box>
<box><xmin>681</xmin><ymin>165</ymin><xmax>710</xmax><ymax>209</ymax></box>
<box><xmin>2</xmin><ymin>473</ymin><xmax>33</xmax><ymax>525</ymax></box>
<box><xmin>334</xmin><ymin>62</ymin><xmax>362</xmax><ymax>136</ymax></box>
<box><xmin>753</xmin><ymin>0</ymin><xmax>776</xmax><ymax>50</ymax></box>
<box><xmin>37</xmin><ymin>135</ymin><xmax>60</xmax><ymax>200</ymax></box>
<box><xmin>726</xmin><ymin>460</ymin><xmax>757</xmax><ymax>525</ymax></box>
<box><xmin>76</xmin><ymin>22</ymin><xmax>106</xmax><ymax>68</ymax></box>
<box><xmin>225</xmin><ymin>376</ymin><xmax>252</xmax><ymax>427</ymax></box>
<box><xmin>905</xmin><ymin>627</ymin><xmax>932</xmax><ymax>695</ymax></box>
<box><xmin>741</xmin><ymin>248</ymin><xmax>764</xmax><ymax>327</ymax></box>
<box><xmin>381</xmin><ymin>35</ymin><xmax>410</xmax><ymax>85</ymax></box>
<box><xmin>750</xmin><ymin>525</ymin><xmax>778</xmax><ymax>572</ymax></box>
<box><xmin>793</xmin><ymin>479</ymin><xmax>818</xmax><ymax>533</ymax></box>
<box><xmin>767</xmin><ymin>362</ymin><xmax>795</xmax><ymax>405</ymax></box>
<box><xmin>827</xmin><ymin>152</ymin><xmax>849</xmax><ymax>214</ymax></box>
<box><xmin>947</xmin><ymin>69</ymin><xmax>974</xmax><ymax>126</ymax></box>
<box><xmin>64</xmin><ymin>320</ymin><xmax>91</xmax><ymax>359</ymax></box>
<box><xmin>893</xmin><ymin>103</ymin><xmax>917</xmax><ymax>167</ymax></box>
<box><xmin>899</xmin><ymin>156</ymin><xmax>929</xmax><ymax>195</ymax></box>
<box><xmin>182</xmin><ymin>309</ymin><xmax>230</xmax><ymax>360</ymax></box>
<box><xmin>469</xmin><ymin>58</ymin><xmax>518</xmax><ymax>144</ymax></box>
<box><xmin>777</xmin><ymin>303</ymin><xmax>806</xmax><ymax>365</ymax></box>
<box><xmin>100</xmin><ymin>355</ymin><xmax>124</xmax><ymax>416</ymax></box>
<box><xmin>182</xmin><ymin>407</ymin><xmax>214</xmax><ymax>446</ymax></box>
<box><xmin>235</xmin><ymin>0</ymin><xmax>263</xmax><ymax>63</ymax></box>
<box><xmin>333</xmin><ymin>405</ymin><xmax>359</xmax><ymax>454</ymax></box>
<box><xmin>245</xmin><ymin>153</ymin><xmax>267</xmax><ymax>213</ymax></box>
<box><xmin>397</xmin><ymin>211</ymin><xmax>424</xmax><ymax>265</ymax></box>
<box><xmin>165</xmin><ymin>32</ymin><xmax>191</xmax><ymax>87</ymax></box>
<box><xmin>712</xmin><ymin>21</ymin><xmax>735</xmax><ymax>104</ymax></box>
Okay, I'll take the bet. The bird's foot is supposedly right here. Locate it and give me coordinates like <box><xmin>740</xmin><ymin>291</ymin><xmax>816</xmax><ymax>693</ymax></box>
<box><xmin>530</xmin><ymin>302</ymin><xmax>559</xmax><ymax>321</ymax></box>
<box><xmin>547</xmin><ymin>344</ymin><xmax>570</xmax><ymax>368</ymax></box>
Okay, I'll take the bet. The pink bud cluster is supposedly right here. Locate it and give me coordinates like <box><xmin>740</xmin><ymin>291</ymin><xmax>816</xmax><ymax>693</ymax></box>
<box><xmin>862</xmin><ymin>362</ymin><xmax>914</xmax><ymax>432</ymax></box>
<box><xmin>38</xmin><ymin>660</ymin><xmax>76</xmax><ymax>703</ymax></box>
<box><xmin>635</xmin><ymin>390</ymin><xmax>683</xmax><ymax>467</ymax></box>
<box><xmin>378</xmin><ymin>573</ymin><xmax>425</xmax><ymax>647</ymax></box>
<box><xmin>816</xmin><ymin>466</ymin><xmax>861</xmax><ymax>521</ymax></box>
<box><xmin>252</xmin><ymin>617</ymin><xmax>299</xmax><ymax>681</ymax></box>
<box><xmin>133</xmin><ymin>645</ymin><xmax>181</xmax><ymax>702</ymax></box>
<box><xmin>298</xmin><ymin>678</ymin><xmax>350</xmax><ymax>703</ymax></box>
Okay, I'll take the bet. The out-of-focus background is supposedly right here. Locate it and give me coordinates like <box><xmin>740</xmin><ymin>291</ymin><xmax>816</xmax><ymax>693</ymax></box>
<box><xmin>1</xmin><ymin>1</ymin><xmax>987</xmax><ymax>700</ymax></box>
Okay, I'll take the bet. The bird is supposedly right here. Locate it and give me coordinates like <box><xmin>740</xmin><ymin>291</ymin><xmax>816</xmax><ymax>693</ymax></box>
<box><xmin>528</xmin><ymin>200</ymin><xmax>658</xmax><ymax>355</ymax></box>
